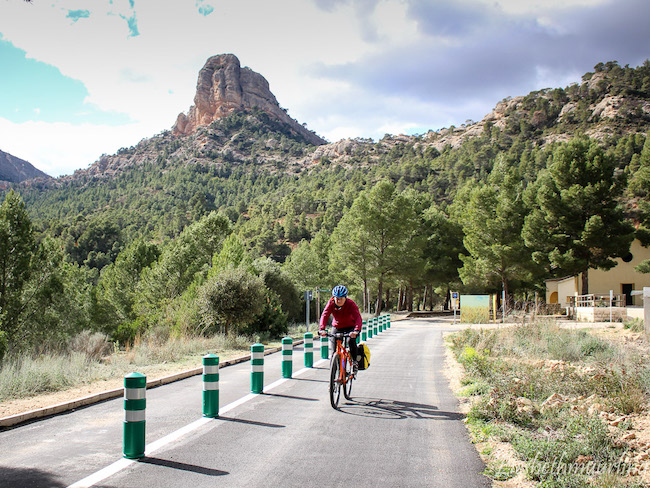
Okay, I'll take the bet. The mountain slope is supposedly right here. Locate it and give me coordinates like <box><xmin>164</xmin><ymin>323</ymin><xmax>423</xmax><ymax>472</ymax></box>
<box><xmin>0</xmin><ymin>150</ymin><xmax>50</xmax><ymax>183</ymax></box>
<box><xmin>5</xmin><ymin>60</ymin><xmax>650</xmax><ymax>257</ymax></box>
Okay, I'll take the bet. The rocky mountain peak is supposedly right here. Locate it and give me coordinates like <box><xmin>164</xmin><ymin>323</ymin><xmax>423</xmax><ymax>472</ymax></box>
<box><xmin>173</xmin><ymin>54</ymin><xmax>325</xmax><ymax>146</ymax></box>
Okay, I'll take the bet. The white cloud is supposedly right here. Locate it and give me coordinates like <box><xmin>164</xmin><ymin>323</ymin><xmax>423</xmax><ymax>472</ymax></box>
<box><xmin>0</xmin><ymin>117</ymin><xmax>153</xmax><ymax>177</ymax></box>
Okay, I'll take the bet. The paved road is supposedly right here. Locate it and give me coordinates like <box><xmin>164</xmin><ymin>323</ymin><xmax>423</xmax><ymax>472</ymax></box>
<box><xmin>0</xmin><ymin>318</ymin><xmax>489</xmax><ymax>488</ymax></box>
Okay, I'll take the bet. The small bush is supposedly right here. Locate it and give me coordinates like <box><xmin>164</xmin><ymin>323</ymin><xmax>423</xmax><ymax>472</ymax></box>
<box><xmin>458</xmin><ymin>346</ymin><xmax>491</xmax><ymax>378</ymax></box>
<box><xmin>68</xmin><ymin>331</ymin><xmax>111</xmax><ymax>360</ymax></box>
<box><xmin>623</xmin><ymin>318</ymin><xmax>644</xmax><ymax>333</ymax></box>
<box><xmin>484</xmin><ymin>462</ymin><xmax>517</xmax><ymax>481</ymax></box>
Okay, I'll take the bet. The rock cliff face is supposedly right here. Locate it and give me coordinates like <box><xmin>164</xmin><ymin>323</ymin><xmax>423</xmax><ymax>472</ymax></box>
<box><xmin>173</xmin><ymin>54</ymin><xmax>325</xmax><ymax>146</ymax></box>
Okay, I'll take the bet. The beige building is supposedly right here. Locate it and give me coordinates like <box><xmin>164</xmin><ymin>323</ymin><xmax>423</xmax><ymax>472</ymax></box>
<box><xmin>546</xmin><ymin>239</ymin><xmax>650</xmax><ymax>307</ymax></box>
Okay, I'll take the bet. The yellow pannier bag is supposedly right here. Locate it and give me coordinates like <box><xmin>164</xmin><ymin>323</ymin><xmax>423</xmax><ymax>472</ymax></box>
<box><xmin>357</xmin><ymin>342</ymin><xmax>371</xmax><ymax>370</ymax></box>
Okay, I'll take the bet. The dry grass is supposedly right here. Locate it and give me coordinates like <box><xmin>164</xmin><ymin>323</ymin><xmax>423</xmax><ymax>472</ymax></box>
<box><xmin>0</xmin><ymin>331</ymin><xmax>261</xmax><ymax>403</ymax></box>
<box><xmin>449</xmin><ymin>320</ymin><xmax>650</xmax><ymax>488</ymax></box>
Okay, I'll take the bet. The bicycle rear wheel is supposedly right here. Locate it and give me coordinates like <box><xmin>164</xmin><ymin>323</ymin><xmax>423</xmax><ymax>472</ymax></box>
<box><xmin>329</xmin><ymin>353</ymin><xmax>341</xmax><ymax>409</ymax></box>
<box><xmin>343</xmin><ymin>355</ymin><xmax>353</xmax><ymax>400</ymax></box>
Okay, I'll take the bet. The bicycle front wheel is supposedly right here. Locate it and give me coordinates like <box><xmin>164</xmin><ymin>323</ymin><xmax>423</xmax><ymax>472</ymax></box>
<box><xmin>329</xmin><ymin>353</ymin><xmax>341</xmax><ymax>409</ymax></box>
<box><xmin>343</xmin><ymin>355</ymin><xmax>353</xmax><ymax>400</ymax></box>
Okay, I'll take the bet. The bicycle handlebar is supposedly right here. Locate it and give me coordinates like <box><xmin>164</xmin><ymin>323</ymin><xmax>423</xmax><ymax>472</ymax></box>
<box><xmin>323</xmin><ymin>331</ymin><xmax>352</xmax><ymax>338</ymax></box>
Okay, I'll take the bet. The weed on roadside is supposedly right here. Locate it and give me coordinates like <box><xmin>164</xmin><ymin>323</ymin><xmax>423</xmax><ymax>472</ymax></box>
<box><xmin>449</xmin><ymin>320</ymin><xmax>650</xmax><ymax>487</ymax></box>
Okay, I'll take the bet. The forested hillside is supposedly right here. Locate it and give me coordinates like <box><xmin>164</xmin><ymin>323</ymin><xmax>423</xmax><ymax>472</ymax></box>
<box><xmin>2</xmin><ymin>60</ymin><xmax>650</xmax><ymax>358</ymax></box>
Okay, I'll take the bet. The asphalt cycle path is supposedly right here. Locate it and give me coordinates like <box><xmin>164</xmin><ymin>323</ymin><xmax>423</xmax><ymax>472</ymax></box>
<box><xmin>0</xmin><ymin>342</ymin><xmax>292</xmax><ymax>488</ymax></box>
<box><xmin>0</xmin><ymin>318</ymin><xmax>490</xmax><ymax>488</ymax></box>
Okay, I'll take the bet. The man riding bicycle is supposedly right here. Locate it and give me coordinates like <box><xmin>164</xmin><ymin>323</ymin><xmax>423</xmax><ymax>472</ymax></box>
<box><xmin>319</xmin><ymin>285</ymin><xmax>362</xmax><ymax>372</ymax></box>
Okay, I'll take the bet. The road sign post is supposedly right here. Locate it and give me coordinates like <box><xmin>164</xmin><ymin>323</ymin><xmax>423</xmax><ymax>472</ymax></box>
<box><xmin>451</xmin><ymin>292</ymin><xmax>459</xmax><ymax>324</ymax></box>
<box><xmin>304</xmin><ymin>290</ymin><xmax>313</xmax><ymax>330</ymax></box>
<box><xmin>123</xmin><ymin>372</ymin><xmax>146</xmax><ymax>459</ymax></box>
<box><xmin>202</xmin><ymin>354</ymin><xmax>219</xmax><ymax>418</ymax></box>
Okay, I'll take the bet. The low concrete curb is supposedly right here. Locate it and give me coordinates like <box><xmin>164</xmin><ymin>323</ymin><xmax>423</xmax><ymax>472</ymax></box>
<box><xmin>0</xmin><ymin>342</ymin><xmax>299</xmax><ymax>429</ymax></box>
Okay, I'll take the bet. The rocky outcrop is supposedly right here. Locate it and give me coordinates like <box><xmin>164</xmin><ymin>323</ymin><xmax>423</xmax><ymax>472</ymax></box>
<box><xmin>0</xmin><ymin>149</ymin><xmax>50</xmax><ymax>183</ymax></box>
<box><xmin>173</xmin><ymin>54</ymin><xmax>325</xmax><ymax>146</ymax></box>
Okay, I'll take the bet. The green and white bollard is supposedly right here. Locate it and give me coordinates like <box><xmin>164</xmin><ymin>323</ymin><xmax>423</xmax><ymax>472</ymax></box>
<box><xmin>381</xmin><ymin>315</ymin><xmax>386</xmax><ymax>332</ymax></box>
<box><xmin>378</xmin><ymin>316</ymin><xmax>383</xmax><ymax>333</ymax></box>
<box><xmin>320</xmin><ymin>335</ymin><xmax>328</xmax><ymax>359</ymax></box>
<box><xmin>123</xmin><ymin>372</ymin><xmax>146</xmax><ymax>459</ymax></box>
<box><xmin>367</xmin><ymin>319</ymin><xmax>373</xmax><ymax>339</ymax></box>
<box><xmin>387</xmin><ymin>313</ymin><xmax>391</xmax><ymax>328</ymax></box>
<box><xmin>251</xmin><ymin>343</ymin><xmax>264</xmax><ymax>394</ymax></box>
<box><xmin>304</xmin><ymin>332</ymin><xmax>313</xmax><ymax>367</ymax></box>
<box><xmin>202</xmin><ymin>354</ymin><xmax>219</xmax><ymax>418</ymax></box>
<box><xmin>361</xmin><ymin>320</ymin><xmax>367</xmax><ymax>342</ymax></box>
<box><xmin>373</xmin><ymin>318</ymin><xmax>379</xmax><ymax>336</ymax></box>
<box><xmin>282</xmin><ymin>337</ymin><xmax>293</xmax><ymax>378</ymax></box>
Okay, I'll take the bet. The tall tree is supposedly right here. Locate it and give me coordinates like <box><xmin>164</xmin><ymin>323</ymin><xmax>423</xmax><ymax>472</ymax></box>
<box><xmin>0</xmin><ymin>190</ymin><xmax>36</xmax><ymax>350</ymax></box>
<box><xmin>421</xmin><ymin>203</ymin><xmax>465</xmax><ymax>306</ymax></box>
<box><xmin>329</xmin><ymin>193</ymin><xmax>373</xmax><ymax>312</ymax></box>
<box><xmin>330</xmin><ymin>181</ymin><xmax>418</xmax><ymax>315</ymax></box>
<box><xmin>457</xmin><ymin>159</ymin><xmax>535</xmax><ymax>303</ymax></box>
<box><xmin>523</xmin><ymin>137</ymin><xmax>635</xmax><ymax>293</ymax></box>
<box><xmin>283</xmin><ymin>231</ymin><xmax>331</xmax><ymax>292</ymax></box>
<box><xmin>135</xmin><ymin>211</ymin><xmax>231</xmax><ymax>322</ymax></box>
<box><xmin>97</xmin><ymin>239</ymin><xmax>160</xmax><ymax>327</ymax></box>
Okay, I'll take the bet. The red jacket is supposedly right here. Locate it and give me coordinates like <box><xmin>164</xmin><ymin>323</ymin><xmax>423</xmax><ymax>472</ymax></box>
<box><xmin>319</xmin><ymin>297</ymin><xmax>363</xmax><ymax>333</ymax></box>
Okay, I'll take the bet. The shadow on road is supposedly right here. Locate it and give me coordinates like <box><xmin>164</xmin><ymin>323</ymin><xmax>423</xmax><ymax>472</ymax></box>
<box><xmin>337</xmin><ymin>397</ymin><xmax>465</xmax><ymax>421</ymax></box>
<box><xmin>0</xmin><ymin>466</ymin><xmax>66</xmax><ymax>488</ymax></box>
<box><xmin>138</xmin><ymin>457</ymin><xmax>229</xmax><ymax>476</ymax></box>
<box><xmin>218</xmin><ymin>415</ymin><xmax>285</xmax><ymax>428</ymax></box>
<box><xmin>263</xmin><ymin>392</ymin><xmax>319</xmax><ymax>402</ymax></box>
<box><xmin>292</xmin><ymin>377</ymin><xmax>328</xmax><ymax>384</ymax></box>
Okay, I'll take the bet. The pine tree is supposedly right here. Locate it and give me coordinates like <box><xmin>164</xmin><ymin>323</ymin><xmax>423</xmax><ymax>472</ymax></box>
<box><xmin>0</xmin><ymin>191</ymin><xmax>37</xmax><ymax>350</ymax></box>
<box><xmin>523</xmin><ymin>138</ymin><xmax>635</xmax><ymax>293</ymax></box>
<box><xmin>457</xmin><ymin>159</ymin><xmax>535</xmax><ymax>303</ymax></box>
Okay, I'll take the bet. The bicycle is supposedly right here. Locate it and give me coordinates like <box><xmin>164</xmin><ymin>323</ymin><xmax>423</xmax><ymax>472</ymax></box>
<box><xmin>325</xmin><ymin>331</ymin><xmax>356</xmax><ymax>409</ymax></box>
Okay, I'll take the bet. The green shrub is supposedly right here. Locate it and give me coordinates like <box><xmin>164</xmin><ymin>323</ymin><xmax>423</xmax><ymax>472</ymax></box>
<box><xmin>623</xmin><ymin>318</ymin><xmax>644</xmax><ymax>333</ymax></box>
<box><xmin>241</xmin><ymin>293</ymin><xmax>288</xmax><ymax>340</ymax></box>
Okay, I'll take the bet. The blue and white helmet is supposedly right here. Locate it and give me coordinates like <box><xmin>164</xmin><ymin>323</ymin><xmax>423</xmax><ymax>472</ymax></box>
<box><xmin>332</xmin><ymin>285</ymin><xmax>348</xmax><ymax>298</ymax></box>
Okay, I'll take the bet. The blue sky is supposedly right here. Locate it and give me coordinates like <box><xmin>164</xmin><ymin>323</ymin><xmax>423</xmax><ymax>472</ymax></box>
<box><xmin>0</xmin><ymin>0</ymin><xmax>648</xmax><ymax>177</ymax></box>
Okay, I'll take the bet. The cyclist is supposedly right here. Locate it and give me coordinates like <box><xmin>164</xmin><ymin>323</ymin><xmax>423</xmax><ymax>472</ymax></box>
<box><xmin>319</xmin><ymin>285</ymin><xmax>362</xmax><ymax>372</ymax></box>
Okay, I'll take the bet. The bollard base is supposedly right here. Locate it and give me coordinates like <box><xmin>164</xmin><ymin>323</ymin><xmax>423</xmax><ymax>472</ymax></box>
<box><xmin>123</xmin><ymin>421</ymin><xmax>145</xmax><ymax>459</ymax></box>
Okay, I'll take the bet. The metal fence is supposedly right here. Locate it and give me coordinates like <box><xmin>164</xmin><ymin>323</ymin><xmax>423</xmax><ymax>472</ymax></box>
<box><xmin>568</xmin><ymin>294</ymin><xmax>626</xmax><ymax>308</ymax></box>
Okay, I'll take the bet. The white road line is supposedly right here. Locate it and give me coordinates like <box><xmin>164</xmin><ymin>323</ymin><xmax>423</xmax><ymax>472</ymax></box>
<box><xmin>66</xmin><ymin>358</ymin><xmax>328</xmax><ymax>488</ymax></box>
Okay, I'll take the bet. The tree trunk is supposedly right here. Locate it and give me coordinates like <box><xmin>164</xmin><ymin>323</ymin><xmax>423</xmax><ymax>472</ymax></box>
<box><xmin>581</xmin><ymin>269</ymin><xmax>589</xmax><ymax>295</ymax></box>
<box><xmin>407</xmin><ymin>280</ymin><xmax>414</xmax><ymax>312</ymax></box>
<box><xmin>385</xmin><ymin>288</ymin><xmax>391</xmax><ymax>312</ymax></box>
<box><xmin>363</xmin><ymin>279</ymin><xmax>369</xmax><ymax>313</ymax></box>
<box><xmin>376</xmin><ymin>279</ymin><xmax>384</xmax><ymax>316</ymax></box>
